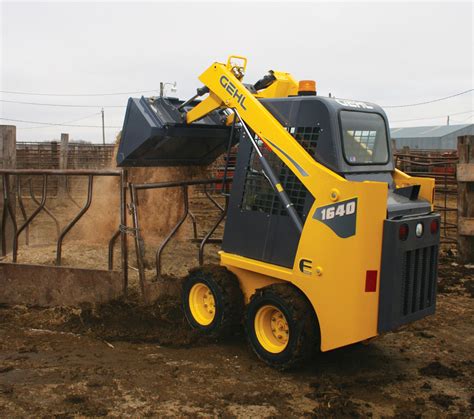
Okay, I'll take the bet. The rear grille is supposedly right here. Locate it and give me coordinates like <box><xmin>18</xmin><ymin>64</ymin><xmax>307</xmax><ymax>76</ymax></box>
<box><xmin>401</xmin><ymin>245</ymin><xmax>438</xmax><ymax>316</ymax></box>
<box><xmin>378</xmin><ymin>217</ymin><xmax>440</xmax><ymax>333</ymax></box>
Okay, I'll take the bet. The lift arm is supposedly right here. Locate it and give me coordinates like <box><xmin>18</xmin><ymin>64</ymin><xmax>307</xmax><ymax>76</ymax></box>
<box><xmin>186</xmin><ymin>56</ymin><xmax>346</xmax><ymax>194</ymax></box>
<box><xmin>180</xmin><ymin>56</ymin><xmax>348</xmax><ymax>233</ymax></box>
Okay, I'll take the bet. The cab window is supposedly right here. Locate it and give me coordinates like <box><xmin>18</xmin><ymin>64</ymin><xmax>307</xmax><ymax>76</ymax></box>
<box><xmin>340</xmin><ymin>111</ymin><xmax>389</xmax><ymax>165</ymax></box>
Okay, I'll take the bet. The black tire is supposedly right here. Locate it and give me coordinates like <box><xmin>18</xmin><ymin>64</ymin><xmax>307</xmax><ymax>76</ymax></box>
<box><xmin>182</xmin><ymin>265</ymin><xmax>244</xmax><ymax>337</ymax></box>
<box><xmin>245</xmin><ymin>283</ymin><xmax>319</xmax><ymax>370</ymax></box>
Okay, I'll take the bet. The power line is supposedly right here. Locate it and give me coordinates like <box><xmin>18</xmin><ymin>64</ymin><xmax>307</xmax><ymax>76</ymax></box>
<box><xmin>450</xmin><ymin>114</ymin><xmax>474</xmax><ymax>124</ymax></box>
<box><xmin>0</xmin><ymin>99</ymin><xmax>125</xmax><ymax>108</ymax></box>
<box><xmin>3</xmin><ymin>88</ymin><xmax>472</xmax><ymax>111</ymax></box>
<box><xmin>0</xmin><ymin>89</ymin><xmax>159</xmax><ymax>97</ymax></box>
<box><xmin>0</xmin><ymin>116</ymin><xmax>121</xmax><ymax>128</ymax></box>
<box><xmin>391</xmin><ymin>109</ymin><xmax>473</xmax><ymax>123</ymax></box>
<box><xmin>17</xmin><ymin>112</ymin><xmax>101</xmax><ymax>130</ymax></box>
<box><xmin>383</xmin><ymin>89</ymin><xmax>473</xmax><ymax>108</ymax></box>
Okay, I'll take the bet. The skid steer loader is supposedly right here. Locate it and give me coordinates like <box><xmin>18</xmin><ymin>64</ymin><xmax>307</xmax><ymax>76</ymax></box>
<box><xmin>117</xmin><ymin>56</ymin><xmax>440</xmax><ymax>369</ymax></box>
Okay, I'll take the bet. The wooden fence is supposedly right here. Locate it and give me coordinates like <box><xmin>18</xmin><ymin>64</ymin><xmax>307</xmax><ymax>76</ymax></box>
<box><xmin>457</xmin><ymin>136</ymin><xmax>474</xmax><ymax>262</ymax></box>
<box><xmin>16</xmin><ymin>140</ymin><xmax>115</xmax><ymax>170</ymax></box>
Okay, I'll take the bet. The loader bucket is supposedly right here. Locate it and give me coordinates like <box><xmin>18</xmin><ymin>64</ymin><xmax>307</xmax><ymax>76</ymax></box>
<box><xmin>116</xmin><ymin>97</ymin><xmax>233</xmax><ymax>167</ymax></box>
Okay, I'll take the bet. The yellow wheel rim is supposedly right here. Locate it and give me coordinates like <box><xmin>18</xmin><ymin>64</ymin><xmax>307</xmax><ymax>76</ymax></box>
<box><xmin>254</xmin><ymin>305</ymin><xmax>289</xmax><ymax>354</ymax></box>
<box><xmin>188</xmin><ymin>283</ymin><xmax>216</xmax><ymax>326</ymax></box>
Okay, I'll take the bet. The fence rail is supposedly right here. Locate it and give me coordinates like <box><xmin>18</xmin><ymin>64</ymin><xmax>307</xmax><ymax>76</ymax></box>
<box><xmin>129</xmin><ymin>177</ymin><xmax>232</xmax><ymax>295</ymax></box>
<box><xmin>16</xmin><ymin>141</ymin><xmax>115</xmax><ymax>170</ymax></box>
<box><xmin>394</xmin><ymin>150</ymin><xmax>458</xmax><ymax>244</ymax></box>
<box><xmin>0</xmin><ymin>169</ymin><xmax>127</xmax><ymax>292</ymax></box>
<box><xmin>15</xmin><ymin>141</ymin><xmax>116</xmax><ymax>197</ymax></box>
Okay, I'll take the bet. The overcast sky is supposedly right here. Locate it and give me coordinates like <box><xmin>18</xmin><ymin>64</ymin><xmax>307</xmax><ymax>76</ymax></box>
<box><xmin>1</xmin><ymin>1</ymin><xmax>472</xmax><ymax>143</ymax></box>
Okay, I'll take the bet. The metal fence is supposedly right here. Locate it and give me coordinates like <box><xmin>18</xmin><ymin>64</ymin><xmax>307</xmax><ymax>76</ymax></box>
<box><xmin>394</xmin><ymin>150</ymin><xmax>458</xmax><ymax>244</ymax></box>
<box><xmin>129</xmin><ymin>178</ymin><xmax>232</xmax><ymax>294</ymax></box>
<box><xmin>0</xmin><ymin>168</ymin><xmax>128</xmax><ymax>306</ymax></box>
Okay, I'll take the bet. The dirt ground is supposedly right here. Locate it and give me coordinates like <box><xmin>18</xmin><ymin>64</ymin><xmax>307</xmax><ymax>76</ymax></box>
<box><xmin>0</xmin><ymin>188</ymin><xmax>473</xmax><ymax>417</ymax></box>
<box><xmin>0</xmin><ymin>255</ymin><xmax>473</xmax><ymax>417</ymax></box>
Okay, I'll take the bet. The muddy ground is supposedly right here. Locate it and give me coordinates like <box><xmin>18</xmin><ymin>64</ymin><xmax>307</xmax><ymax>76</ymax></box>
<box><xmin>0</xmin><ymin>190</ymin><xmax>473</xmax><ymax>417</ymax></box>
<box><xmin>0</xmin><ymin>252</ymin><xmax>473</xmax><ymax>417</ymax></box>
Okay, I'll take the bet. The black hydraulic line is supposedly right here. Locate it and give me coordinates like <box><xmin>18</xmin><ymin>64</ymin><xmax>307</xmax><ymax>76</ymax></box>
<box><xmin>221</xmin><ymin>111</ymin><xmax>237</xmax><ymax>196</ymax></box>
<box><xmin>133</xmin><ymin>177</ymin><xmax>230</xmax><ymax>190</ymax></box>
<box><xmin>177</xmin><ymin>86</ymin><xmax>210</xmax><ymax>111</ymax></box>
<box><xmin>253</xmin><ymin>71</ymin><xmax>276</xmax><ymax>91</ymax></box>
<box><xmin>233</xmin><ymin>110</ymin><xmax>303</xmax><ymax>233</ymax></box>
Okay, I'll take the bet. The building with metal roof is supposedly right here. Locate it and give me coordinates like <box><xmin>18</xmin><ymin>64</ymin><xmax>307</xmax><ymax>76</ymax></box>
<box><xmin>390</xmin><ymin>124</ymin><xmax>473</xmax><ymax>150</ymax></box>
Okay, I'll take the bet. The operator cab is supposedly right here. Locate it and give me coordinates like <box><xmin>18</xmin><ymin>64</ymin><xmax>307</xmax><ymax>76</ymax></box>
<box><xmin>260</xmin><ymin>96</ymin><xmax>432</xmax><ymax>217</ymax></box>
<box><xmin>222</xmin><ymin>95</ymin><xmax>433</xmax><ymax>268</ymax></box>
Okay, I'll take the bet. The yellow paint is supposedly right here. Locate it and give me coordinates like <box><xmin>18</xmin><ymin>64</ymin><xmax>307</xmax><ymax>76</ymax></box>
<box><xmin>186</xmin><ymin>92</ymin><xmax>223</xmax><ymax>124</ymax></box>
<box><xmin>254</xmin><ymin>305</ymin><xmax>289</xmax><ymax>353</ymax></box>
<box><xmin>225</xmin><ymin>113</ymin><xmax>236</xmax><ymax>126</ymax></box>
<box><xmin>185</xmin><ymin>56</ymin><xmax>435</xmax><ymax>353</ymax></box>
<box><xmin>275</xmin><ymin>183</ymin><xmax>283</xmax><ymax>192</ymax></box>
<box><xmin>198</xmin><ymin>61</ymin><xmax>346</xmax><ymax>190</ymax></box>
<box><xmin>188</xmin><ymin>283</ymin><xmax>215</xmax><ymax>326</ymax></box>
<box><xmin>393</xmin><ymin>169</ymin><xmax>435</xmax><ymax>207</ymax></box>
<box><xmin>255</xmin><ymin>71</ymin><xmax>299</xmax><ymax>98</ymax></box>
<box><xmin>226</xmin><ymin>55</ymin><xmax>248</xmax><ymax>75</ymax></box>
<box><xmin>220</xmin><ymin>260</ymin><xmax>283</xmax><ymax>303</ymax></box>
<box><xmin>221</xmin><ymin>178</ymin><xmax>387</xmax><ymax>352</ymax></box>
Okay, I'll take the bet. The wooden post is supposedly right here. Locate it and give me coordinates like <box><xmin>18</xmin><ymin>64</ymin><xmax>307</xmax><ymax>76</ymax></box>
<box><xmin>59</xmin><ymin>133</ymin><xmax>69</xmax><ymax>196</ymax></box>
<box><xmin>0</xmin><ymin>125</ymin><xmax>17</xmax><ymax>255</ymax></box>
<box><xmin>0</xmin><ymin>126</ymin><xmax>16</xmax><ymax>169</ymax></box>
<box><xmin>391</xmin><ymin>139</ymin><xmax>397</xmax><ymax>166</ymax></box>
<box><xmin>60</xmin><ymin>133</ymin><xmax>69</xmax><ymax>169</ymax></box>
<box><xmin>457</xmin><ymin>135</ymin><xmax>474</xmax><ymax>263</ymax></box>
<box><xmin>402</xmin><ymin>146</ymin><xmax>410</xmax><ymax>172</ymax></box>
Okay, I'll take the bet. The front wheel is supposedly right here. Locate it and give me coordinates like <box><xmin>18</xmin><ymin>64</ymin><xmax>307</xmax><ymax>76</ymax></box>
<box><xmin>245</xmin><ymin>283</ymin><xmax>319</xmax><ymax>370</ymax></box>
<box><xmin>182</xmin><ymin>265</ymin><xmax>243</xmax><ymax>337</ymax></box>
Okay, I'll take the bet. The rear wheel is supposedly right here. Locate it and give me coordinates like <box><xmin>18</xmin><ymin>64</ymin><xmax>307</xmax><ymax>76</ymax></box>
<box><xmin>245</xmin><ymin>283</ymin><xmax>319</xmax><ymax>370</ymax></box>
<box><xmin>182</xmin><ymin>265</ymin><xmax>244</xmax><ymax>337</ymax></box>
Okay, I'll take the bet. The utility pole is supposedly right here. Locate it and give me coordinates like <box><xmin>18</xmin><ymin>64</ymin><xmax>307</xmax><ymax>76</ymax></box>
<box><xmin>159</xmin><ymin>81</ymin><xmax>176</xmax><ymax>98</ymax></box>
<box><xmin>101</xmin><ymin>108</ymin><xmax>105</xmax><ymax>145</ymax></box>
